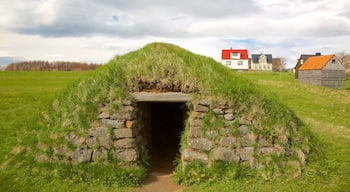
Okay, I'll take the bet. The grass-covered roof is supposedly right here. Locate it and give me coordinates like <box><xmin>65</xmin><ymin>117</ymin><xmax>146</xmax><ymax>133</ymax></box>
<box><xmin>41</xmin><ymin>42</ymin><xmax>307</xmax><ymax>146</ymax></box>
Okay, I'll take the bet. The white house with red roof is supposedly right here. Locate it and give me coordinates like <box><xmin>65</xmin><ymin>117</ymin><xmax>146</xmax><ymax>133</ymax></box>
<box><xmin>221</xmin><ymin>49</ymin><xmax>249</xmax><ymax>70</ymax></box>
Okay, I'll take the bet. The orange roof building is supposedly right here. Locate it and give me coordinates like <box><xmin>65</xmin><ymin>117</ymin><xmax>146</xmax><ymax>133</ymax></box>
<box><xmin>298</xmin><ymin>54</ymin><xmax>346</xmax><ymax>88</ymax></box>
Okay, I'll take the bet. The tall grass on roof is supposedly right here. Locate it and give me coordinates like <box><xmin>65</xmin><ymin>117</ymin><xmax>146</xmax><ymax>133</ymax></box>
<box><xmin>41</xmin><ymin>43</ymin><xmax>262</xmax><ymax>135</ymax></box>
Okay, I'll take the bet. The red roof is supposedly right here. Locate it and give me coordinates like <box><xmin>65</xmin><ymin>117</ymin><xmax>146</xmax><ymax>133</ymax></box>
<box><xmin>222</xmin><ymin>49</ymin><xmax>249</xmax><ymax>60</ymax></box>
<box><xmin>299</xmin><ymin>55</ymin><xmax>334</xmax><ymax>70</ymax></box>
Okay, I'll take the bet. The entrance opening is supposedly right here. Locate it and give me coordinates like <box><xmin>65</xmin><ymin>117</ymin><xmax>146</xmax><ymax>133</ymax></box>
<box><xmin>138</xmin><ymin>102</ymin><xmax>188</xmax><ymax>174</ymax></box>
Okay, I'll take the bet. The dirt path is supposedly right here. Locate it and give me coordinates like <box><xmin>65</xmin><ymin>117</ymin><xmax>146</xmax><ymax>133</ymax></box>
<box><xmin>133</xmin><ymin>171</ymin><xmax>183</xmax><ymax>192</ymax></box>
<box><xmin>134</xmin><ymin>147</ymin><xmax>185</xmax><ymax>192</ymax></box>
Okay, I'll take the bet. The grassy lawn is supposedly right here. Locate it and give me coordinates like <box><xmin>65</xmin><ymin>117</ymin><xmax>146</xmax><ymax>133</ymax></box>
<box><xmin>1</xmin><ymin>71</ymin><xmax>349</xmax><ymax>191</ymax></box>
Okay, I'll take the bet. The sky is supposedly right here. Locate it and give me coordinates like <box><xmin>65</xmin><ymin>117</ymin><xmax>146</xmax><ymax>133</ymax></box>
<box><xmin>1</xmin><ymin>0</ymin><xmax>350</xmax><ymax>68</ymax></box>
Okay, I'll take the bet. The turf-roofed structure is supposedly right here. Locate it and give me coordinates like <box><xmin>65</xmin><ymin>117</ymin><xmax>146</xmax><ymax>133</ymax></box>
<box><xmin>37</xmin><ymin>43</ymin><xmax>310</xmax><ymax>181</ymax></box>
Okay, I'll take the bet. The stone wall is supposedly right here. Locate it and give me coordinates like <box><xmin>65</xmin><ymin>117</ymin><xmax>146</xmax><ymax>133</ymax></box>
<box><xmin>182</xmin><ymin>100</ymin><xmax>308</xmax><ymax>178</ymax></box>
<box><xmin>37</xmin><ymin>98</ymin><xmax>145</xmax><ymax>167</ymax></box>
<box><xmin>37</xmin><ymin>95</ymin><xmax>309</xmax><ymax>178</ymax></box>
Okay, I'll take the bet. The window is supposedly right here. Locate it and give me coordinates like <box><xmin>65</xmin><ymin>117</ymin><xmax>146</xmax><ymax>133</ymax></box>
<box><xmin>237</xmin><ymin>61</ymin><xmax>243</xmax><ymax>66</ymax></box>
<box><xmin>226</xmin><ymin>61</ymin><xmax>231</xmax><ymax>66</ymax></box>
<box><xmin>231</xmin><ymin>52</ymin><xmax>240</xmax><ymax>59</ymax></box>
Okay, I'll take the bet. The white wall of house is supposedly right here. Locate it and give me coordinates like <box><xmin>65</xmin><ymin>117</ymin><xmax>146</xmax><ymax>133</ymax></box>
<box><xmin>251</xmin><ymin>63</ymin><xmax>273</xmax><ymax>71</ymax></box>
<box><xmin>222</xmin><ymin>59</ymin><xmax>249</xmax><ymax>70</ymax></box>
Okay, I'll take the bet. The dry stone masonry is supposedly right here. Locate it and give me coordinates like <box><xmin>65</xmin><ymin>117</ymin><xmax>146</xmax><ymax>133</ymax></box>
<box><xmin>182</xmin><ymin>100</ymin><xmax>309</xmax><ymax>178</ymax></box>
<box><xmin>37</xmin><ymin>95</ymin><xmax>309</xmax><ymax>178</ymax></box>
<box><xmin>37</xmin><ymin>98</ymin><xmax>145</xmax><ymax>167</ymax></box>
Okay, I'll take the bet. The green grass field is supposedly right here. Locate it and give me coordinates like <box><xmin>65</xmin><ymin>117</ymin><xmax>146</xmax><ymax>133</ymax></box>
<box><xmin>0</xmin><ymin>71</ymin><xmax>349</xmax><ymax>191</ymax></box>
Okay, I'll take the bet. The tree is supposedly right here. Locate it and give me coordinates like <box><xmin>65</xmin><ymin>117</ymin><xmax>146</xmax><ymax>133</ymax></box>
<box><xmin>272</xmin><ymin>57</ymin><xmax>286</xmax><ymax>71</ymax></box>
<box><xmin>336</xmin><ymin>51</ymin><xmax>350</xmax><ymax>71</ymax></box>
<box><xmin>278</xmin><ymin>57</ymin><xmax>287</xmax><ymax>71</ymax></box>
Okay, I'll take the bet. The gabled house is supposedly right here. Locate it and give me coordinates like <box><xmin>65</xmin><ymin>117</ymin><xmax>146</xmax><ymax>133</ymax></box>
<box><xmin>298</xmin><ymin>54</ymin><xmax>346</xmax><ymax>88</ymax></box>
<box><xmin>251</xmin><ymin>53</ymin><xmax>273</xmax><ymax>71</ymax></box>
<box><xmin>295</xmin><ymin>53</ymin><xmax>321</xmax><ymax>79</ymax></box>
<box><xmin>221</xmin><ymin>49</ymin><xmax>249</xmax><ymax>70</ymax></box>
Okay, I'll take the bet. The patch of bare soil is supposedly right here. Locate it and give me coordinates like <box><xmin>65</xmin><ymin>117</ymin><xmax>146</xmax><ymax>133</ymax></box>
<box><xmin>134</xmin><ymin>146</ymin><xmax>185</xmax><ymax>192</ymax></box>
<box><xmin>133</xmin><ymin>171</ymin><xmax>183</xmax><ymax>192</ymax></box>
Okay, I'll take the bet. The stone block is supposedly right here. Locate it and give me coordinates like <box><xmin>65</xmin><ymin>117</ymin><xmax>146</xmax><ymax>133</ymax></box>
<box><xmin>88</xmin><ymin>127</ymin><xmax>112</xmax><ymax>148</ymax></box>
<box><xmin>224</xmin><ymin>109</ymin><xmax>234</xmax><ymax>114</ymax></box>
<box><xmin>115</xmin><ymin>148</ymin><xmax>138</xmax><ymax>162</ymax></box>
<box><xmin>219</xmin><ymin>127</ymin><xmax>231</xmax><ymax>136</ymax></box>
<box><xmin>189</xmin><ymin>118</ymin><xmax>202</xmax><ymax>127</ymax></box>
<box><xmin>224</xmin><ymin>114</ymin><xmax>235</xmax><ymax>121</ymax></box>
<box><xmin>257</xmin><ymin>147</ymin><xmax>275</xmax><ymax>155</ymax></box>
<box><xmin>71</xmin><ymin>149</ymin><xmax>92</xmax><ymax>163</ymax></box>
<box><xmin>213</xmin><ymin>147</ymin><xmax>240</xmax><ymax>162</ymax></box>
<box><xmin>110</xmin><ymin>112</ymin><xmax>136</xmax><ymax>120</ymax></box>
<box><xmin>219</xmin><ymin>137</ymin><xmax>237</xmax><ymax>147</ymax></box>
<box><xmin>92</xmin><ymin>148</ymin><xmax>107</xmax><ymax>162</ymax></box>
<box><xmin>197</xmin><ymin>100</ymin><xmax>210</xmax><ymax>106</ymax></box>
<box><xmin>101</xmin><ymin>119</ymin><xmax>125</xmax><ymax>129</ymax></box>
<box><xmin>188</xmin><ymin>138</ymin><xmax>212</xmax><ymax>151</ymax></box>
<box><xmin>224</xmin><ymin>120</ymin><xmax>235</xmax><ymax>127</ymax></box>
<box><xmin>206</xmin><ymin>130</ymin><xmax>218</xmax><ymax>140</ymax></box>
<box><xmin>213</xmin><ymin>108</ymin><xmax>224</xmax><ymax>115</ymax></box>
<box><xmin>258</xmin><ymin>136</ymin><xmax>274</xmax><ymax>147</ymax></box>
<box><xmin>238</xmin><ymin>125</ymin><xmax>249</xmax><ymax>136</ymax></box>
<box><xmin>114</xmin><ymin>138</ymin><xmax>136</xmax><ymax>149</ymax></box>
<box><xmin>97</xmin><ymin>111</ymin><xmax>110</xmax><ymax>119</ymax></box>
<box><xmin>183</xmin><ymin>149</ymin><xmax>209</xmax><ymax>163</ymax></box>
<box><xmin>113</xmin><ymin>128</ymin><xmax>136</xmax><ymax>139</ymax></box>
<box><xmin>189</xmin><ymin>126</ymin><xmax>201</xmax><ymax>138</ymax></box>
<box><xmin>239</xmin><ymin>118</ymin><xmax>251</xmax><ymax>125</ymax></box>
<box><xmin>238</xmin><ymin>147</ymin><xmax>254</xmax><ymax>161</ymax></box>
<box><xmin>99</xmin><ymin>137</ymin><xmax>113</xmax><ymax>148</ymax></box>
<box><xmin>86</xmin><ymin>137</ymin><xmax>97</xmax><ymax>148</ymax></box>
<box><xmin>88</xmin><ymin>127</ymin><xmax>110</xmax><ymax>137</ymax></box>
<box><xmin>193</xmin><ymin>104</ymin><xmax>209</xmax><ymax>112</ymax></box>
<box><xmin>110</xmin><ymin>106</ymin><xmax>136</xmax><ymax>120</ymax></box>
<box><xmin>240</xmin><ymin>133</ymin><xmax>257</xmax><ymax>147</ymax></box>
<box><xmin>125</xmin><ymin>120</ymin><xmax>135</xmax><ymax>129</ymax></box>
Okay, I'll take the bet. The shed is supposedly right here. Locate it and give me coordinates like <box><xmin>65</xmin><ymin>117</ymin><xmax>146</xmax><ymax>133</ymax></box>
<box><xmin>294</xmin><ymin>53</ymin><xmax>321</xmax><ymax>79</ymax></box>
<box><xmin>298</xmin><ymin>54</ymin><xmax>346</xmax><ymax>88</ymax></box>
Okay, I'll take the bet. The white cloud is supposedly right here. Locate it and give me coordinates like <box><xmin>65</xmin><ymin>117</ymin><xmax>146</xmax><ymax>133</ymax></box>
<box><xmin>0</xmin><ymin>0</ymin><xmax>349</xmax><ymax>68</ymax></box>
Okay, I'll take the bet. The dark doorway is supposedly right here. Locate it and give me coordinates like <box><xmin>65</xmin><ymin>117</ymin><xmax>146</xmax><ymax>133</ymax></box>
<box><xmin>140</xmin><ymin>102</ymin><xmax>188</xmax><ymax>173</ymax></box>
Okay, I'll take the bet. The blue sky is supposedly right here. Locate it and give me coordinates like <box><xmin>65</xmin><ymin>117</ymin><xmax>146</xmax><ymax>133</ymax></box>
<box><xmin>1</xmin><ymin>0</ymin><xmax>350</xmax><ymax>67</ymax></box>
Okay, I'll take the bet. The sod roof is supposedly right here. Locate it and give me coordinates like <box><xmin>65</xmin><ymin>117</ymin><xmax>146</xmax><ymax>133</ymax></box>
<box><xmin>41</xmin><ymin>42</ymin><xmax>305</xmax><ymax>140</ymax></box>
